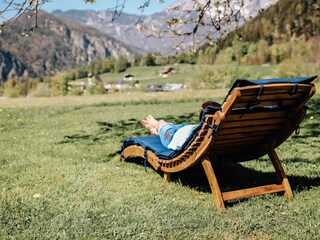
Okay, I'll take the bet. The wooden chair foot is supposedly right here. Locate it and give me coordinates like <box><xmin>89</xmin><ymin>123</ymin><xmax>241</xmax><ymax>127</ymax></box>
<box><xmin>201</xmin><ymin>156</ymin><xmax>226</xmax><ymax>211</ymax></box>
<box><xmin>163</xmin><ymin>172</ymin><xmax>171</xmax><ymax>181</ymax></box>
<box><xmin>267</xmin><ymin>146</ymin><xmax>294</xmax><ymax>199</ymax></box>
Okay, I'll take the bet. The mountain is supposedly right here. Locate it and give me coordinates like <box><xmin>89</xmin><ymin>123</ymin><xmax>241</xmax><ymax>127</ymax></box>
<box><xmin>52</xmin><ymin>0</ymin><xmax>279</xmax><ymax>54</ymax></box>
<box><xmin>0</xmin><ymin>49</ymin><xmax>33</xmax><ymax>85</ymax></box>
<box><xmin>0</xmin><ymin>0</ymin><xmax>282</xmax><ymax>82</ymax></box>
<box><xmin>52</xmin><ymin>10</ymin><xmax>170</xmax><ymax>53</ymax></box>
<box><xmin>0</xmin><ymin>11</ymin><xmax>139</xmax><ymax>81</ymax></box>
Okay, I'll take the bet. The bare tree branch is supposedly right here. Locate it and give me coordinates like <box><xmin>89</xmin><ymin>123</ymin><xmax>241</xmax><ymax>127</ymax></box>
<box><xmin>109</xmin><ymin>0</ymin><xmax>126</xmax><ymax>22</ymax></box>
<box><xmin>0</xmin><ymin>0</ymin><xmax>44</xmax><ymax>33</ymax></box>
<box><xmin>0</xmin><ymin>0</ymin><xmax>259</xmax><ymax>51</ymax></box>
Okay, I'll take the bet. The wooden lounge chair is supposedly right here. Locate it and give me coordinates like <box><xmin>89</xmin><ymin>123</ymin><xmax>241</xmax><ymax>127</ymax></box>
<box><xmin>120</xmin><ymin>76</ymin><xmax>317</xmax><ymax>211</ymax></box>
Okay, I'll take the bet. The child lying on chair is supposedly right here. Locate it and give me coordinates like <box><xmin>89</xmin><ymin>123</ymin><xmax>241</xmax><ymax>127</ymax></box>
<box><xmin>140</xmin><ymin>101</ymin><xmax>220</xmax><ymax>150</ymax></box>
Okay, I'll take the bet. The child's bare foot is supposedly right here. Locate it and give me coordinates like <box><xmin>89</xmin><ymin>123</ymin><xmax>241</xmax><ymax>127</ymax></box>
<box><xmin>140</xmin><ymin>119</ymin><xmax>159</xmax><ymax>136</ymax></box>
<box><xmin>140</xmin><ymin>119</ymin><xmax>149</xmax><ymax>128</ymax></box>
<box><xmin>149</xmin><ymin>127</ymin><xmax>159</xmax><ymax>136</ymax></box>
<box><xmin>146</xmin><ymin>115</ymin><xmax>160</xmax><ymax>128</ymax></box>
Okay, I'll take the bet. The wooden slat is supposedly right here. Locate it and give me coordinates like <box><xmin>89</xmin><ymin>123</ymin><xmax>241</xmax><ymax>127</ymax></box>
<box><xmin>217</xmin><ymin>130</ymin><xmax>274</xmax><ymax>140</ymax></box>
<box><xmin>237</xmin><ymin>92</ymin><xmax>304</xmax><ymax>102</ymax></box>
<box><xmin>234</xmin><ymin>99</ymin><xmax>297</xmax><ymax>108</ymax></box>
<box><xmin>218</xmin><ymin>124</ymin><xmax>284</xmax><ymax>134</ymax></box>
<box><xmin>212</xmin><ymin>139</ymin><xmax>263</xmax><ymax>149</ymax></box>
<box><xmin>222</xmin><ymin>117</ymin><xmax>288</xmax><ymax>128</ymax></box>
<box><xmin>236</xmin><ymin>84</ymin><xmax>311</xmax><ymax>96</ymax></box>
<box><xmin>222</xmin><ymin>184</ymin><xmax>285</xmax><ymax>201</ymax></box>
<box><xmin>213</xmin><ymin>136</ymin><xmax>267</xmax><ymax>145</ymax></box>
<box><xmin>221</xmin><ymin>90</ymin><xmax>242</xmax><ymax>114</ymax></box>
<box><xmin>227</xmin><ymin>111</ymin><xmax>288</xmax><ymax>121</ymax></box>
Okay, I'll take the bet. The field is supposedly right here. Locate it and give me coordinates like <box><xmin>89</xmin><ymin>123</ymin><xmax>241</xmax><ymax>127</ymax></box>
<box><xmin>0</xmin><ymin>80</ymin><xmax>319</xmax><ymax>239</ymax></box>
<box><xmin>78</xmin><ymin>64</ymin><xmax>278</xmax><ymax>87</ymax></box>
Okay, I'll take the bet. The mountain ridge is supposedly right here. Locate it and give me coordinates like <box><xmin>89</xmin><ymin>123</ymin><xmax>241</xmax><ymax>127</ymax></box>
<box><xmin>52</xmin><ymin>0</ymin><xmax>279</xmax><ymax>53</ymax></box>
<box><xmin>0</xmin><ymin>11</ymin><xmax>140</xmax><ymax>82</ymax></box>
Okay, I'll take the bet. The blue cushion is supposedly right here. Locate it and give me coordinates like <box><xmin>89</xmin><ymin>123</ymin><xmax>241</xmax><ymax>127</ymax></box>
<box><xmin>231</xmin><ymin>75</ymin><xmax>317</xmax><ymax>88</ymax></box>
<box><xmin>224</xmin><ymin>75</ymin><xmax>317</xmax><ymax>102</ymax></box>
<box><xmin>122</xmin><ymin>136</ymin><xmax>176</xmax><ymax>159</ymax></box>
<box><xmin>122</xmin><ymin>125</ymin><xmax>203</xmax><ymax>159</ymax></box>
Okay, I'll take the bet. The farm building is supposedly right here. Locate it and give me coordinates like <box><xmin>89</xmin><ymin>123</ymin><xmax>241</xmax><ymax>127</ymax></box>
<box><xmin>159</xmin><ymin>67</ymin><xmax>175</xmax><ymax>77</ymax></box>
<box><xmin>145</xmin><ymin>83</ymin><xmax>185</xmax><ymax>92</ymax></box>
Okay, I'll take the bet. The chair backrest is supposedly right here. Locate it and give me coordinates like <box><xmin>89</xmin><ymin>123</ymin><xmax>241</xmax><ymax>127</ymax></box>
<box><xmin>210</xmin><ymin>82</ymin><xmax>316</xmax><ymax>162</ymax></box>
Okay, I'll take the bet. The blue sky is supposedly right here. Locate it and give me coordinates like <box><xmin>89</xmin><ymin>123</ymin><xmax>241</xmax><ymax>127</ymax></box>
<box><xmin>41</xmin><ymin>0</ymin><xmax>178</xmax><ymax>15</ymax></box>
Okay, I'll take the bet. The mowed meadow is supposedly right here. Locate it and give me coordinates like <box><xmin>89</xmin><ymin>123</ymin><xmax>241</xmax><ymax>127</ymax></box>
<box><xmin>0</xmin><ymin>74</ymin><xmax>319</xmax><ymax>239</ymax></box>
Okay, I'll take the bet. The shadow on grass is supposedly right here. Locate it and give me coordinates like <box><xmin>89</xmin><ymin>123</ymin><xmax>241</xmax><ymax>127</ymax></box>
<box><xmin>57</xmin><ymin>113</ymin><xmax>198</xmax><ymax>153</ymax></box>
<box><xmin>297</xmin><ymin>96</ymin><xmax>320</xmax><ymax>138</ymax></box>
<box><xmin>172</xmin><ymin>161</ymin><xmax>320</xmax><ymax>192</ymax></box>
<box><xmin>56</xmin><ymin>113</ymin><xmax>198</xmax><ymax>162</ymax></box>
<box><xmin>57</xmin><ymin>118</ymin><xmax>142</xmax><ymax>144</ymax></box>
<box><xmin>125</xmin><ymin>157</ymin><xmax>320</xmax><ymax>206</ymax></box>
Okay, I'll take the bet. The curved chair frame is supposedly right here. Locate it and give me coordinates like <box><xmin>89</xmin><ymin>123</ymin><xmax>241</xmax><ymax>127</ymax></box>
<box><xmin>120</xmin><ymin>81</ymin><xmax>316</xmax><ymax>211</ymax></box>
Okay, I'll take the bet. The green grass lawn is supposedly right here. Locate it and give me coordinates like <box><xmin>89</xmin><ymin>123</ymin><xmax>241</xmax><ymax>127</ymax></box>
<box><xmin>77</xmin><ymin>64</ymin><xmax>279</xmax><ymax>88</ymax></box>
<box><xmin>0</xmin><ymin>88</ymin><xmax>319</xmax><ymax>239</ymax></box>
<box><xmin>98</xmin><ymin>64</ymin><xmax>200</xmax><ymax>86</ymax></box>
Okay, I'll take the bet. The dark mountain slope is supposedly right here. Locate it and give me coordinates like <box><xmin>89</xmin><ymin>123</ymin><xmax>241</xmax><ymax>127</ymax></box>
<box><xmin>0</xmin><ymin>11</ymin><xmax>139</xmax><ymax>81</ymax></box>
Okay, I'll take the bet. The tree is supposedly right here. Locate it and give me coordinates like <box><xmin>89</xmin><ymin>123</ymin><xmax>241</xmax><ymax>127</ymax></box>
<box><xmin>256</xmin><ymin>39</ymin><xmax>270</xmax><ymax>64</ymax></box>
<box><xmin>49</xmin><ymin>71</ymin><xmax>69</xmax><ymax>96</ymax></box>
<box><xmin>114</xmin><ymin>56</ymin><xmax>129</xmax><ymax>72</ymax></box>
<box><xmin>0</xmin><ymin>0</ymin><xmax>257</xmax><ymax>51</ymax></box>
<box><xmin>142</xmin><ymin>54</ymin><xmax>156</xmax><ymax>66</ymax></box>
<box><xmin>3</xmin><ymin>78</ymin><xmax>25</xmax><ymax>97</ymax></box>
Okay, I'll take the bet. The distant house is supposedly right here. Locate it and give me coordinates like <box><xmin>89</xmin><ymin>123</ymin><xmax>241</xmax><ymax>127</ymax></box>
<box><xmin>163</xmin><ymin>83</ymin><xmax>185</xmax><ymax>91</ymax></box>
<box><xmin>144</xmin><ymin>84</ymin><xmax>164</xmax><ymax>92</ymax></box>
<box><xmin>105</xmin><ymin>80</ymin><xmax>129</xmax><ymax>91</ymax></box>
<box><xmin>87</xmin><ymin>73</ymin><xmax>102</xmax><ymax>86</ymax></box>
<box><xmin>67</xmin><ymin>81</ymin><xmax>86</xmax><ymax>94</ymax></box>
<box><xmin>103</xmin><ymin>83</ymin><xmax>112</xmax><ymax>91</ymax></box>
<box><xmin>145</xmin><ymin>83</ymin><xmax>184</xmax><ymax>92</ymax></box>
<box><xmin>95</xmin><ymin>75</ymin><xmax>102</xmax><ymax>82</ymax></box>
<box><xmin>159</xmin><ymin>67</ymin><xmax>175</xmax><ymax>77</ymax></box>
<box><xmin>134</xmin><ymin>80</ymin><xmax>140</xmax><ymax>88</ymax></box>
<box><xmin>123</xmin><ymin>74</ymin><xmax>134</xmax><ymax>81</ymax></box>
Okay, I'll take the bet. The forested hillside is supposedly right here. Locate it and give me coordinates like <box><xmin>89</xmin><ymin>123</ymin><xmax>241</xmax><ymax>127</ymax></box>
<box><xmin>222</xmin><ymin>0</ymin><xmax>319</xmax><ymax>46</ymax></box>
<box><xmin>198</xmin><ymin>0</ymin><xmax>320</xmax><ymax>66</ymax></box>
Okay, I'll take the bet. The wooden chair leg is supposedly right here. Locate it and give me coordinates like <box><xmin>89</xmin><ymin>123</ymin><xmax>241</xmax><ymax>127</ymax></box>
<box><xmin>267</xmin><ymin>147</ymin><xmax>294</xmax><ymax>199</ymax></box>
<box><xmin>163</xmin><ymin>172</ymin><xmax>171</xmax><ymax>181</ymax></box>
<box><xmin>201</xmin><ymin>156</ymin><xmax>226</xmax><ymax>211</ymax></box>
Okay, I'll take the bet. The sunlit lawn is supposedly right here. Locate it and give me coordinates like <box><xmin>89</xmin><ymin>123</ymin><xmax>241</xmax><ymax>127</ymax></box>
<box><xmin>76</xmin><ymin>64</ymin><xmax>279</xmax><ymax>88</ymax></box>
<box><xmin>0</xmin><ymin>86</ymin><xmax>319</xmax><ymax>239</ymax></box>
<box><xmin>99</xmin><ymin>64</ymin><xmax>199</xmax><ymax>85</ymax></box>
